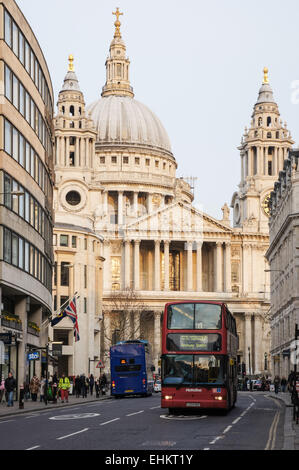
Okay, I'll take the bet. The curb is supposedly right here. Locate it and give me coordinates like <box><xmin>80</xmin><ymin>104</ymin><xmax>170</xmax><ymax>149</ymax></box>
<box><xmin>266</xmin><ymin>393</ymin><xmax>295</xmax><ymax>450</ymax></box>
<box><xmin>0</xmin><ymin>396</ymin><xmax>112</xmax><ymax>419</ymax></box>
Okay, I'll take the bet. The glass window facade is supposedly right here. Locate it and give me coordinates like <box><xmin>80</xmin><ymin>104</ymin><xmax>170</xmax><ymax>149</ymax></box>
<box><xmin>1</xmin><ymin>225</ymin><xmax>52</xmax><ymax>292</ymax></box>
<box><xmin>4</xmin><ymin>64</ymin><xmax>52</xmax><ymax>157</ymax></box>
<box><xmin>4</xmin><ymin>9</ymin><xmax>53</xmax><ymax>117</ymax></box>
<box><xmin>3</xmin><ymin>117</ymin><xmax>52</xmax><ymax>201</ymax></box>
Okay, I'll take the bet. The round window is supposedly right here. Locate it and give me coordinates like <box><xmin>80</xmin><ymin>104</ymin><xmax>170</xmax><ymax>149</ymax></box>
<box><xmin>66</xmin><ymin>191</ymin><xmax>81</xmax><ymax>206</ymax></box>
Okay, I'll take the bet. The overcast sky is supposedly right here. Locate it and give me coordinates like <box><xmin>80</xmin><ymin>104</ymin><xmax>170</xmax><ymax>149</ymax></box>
<box><xmin>16</xmin><ymin>0</ymin><xmax>299</xmax><ymax>219</ymax></box>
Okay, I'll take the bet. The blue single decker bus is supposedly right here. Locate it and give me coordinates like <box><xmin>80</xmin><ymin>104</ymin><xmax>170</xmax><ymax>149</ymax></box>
<box><xmin>110</xmin><ymin>340</ymin><xmax>155</xmax><ymax>398</ymax></box>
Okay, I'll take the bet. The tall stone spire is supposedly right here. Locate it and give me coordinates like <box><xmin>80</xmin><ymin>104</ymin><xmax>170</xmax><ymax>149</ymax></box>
<box><xmin>101</xmin><ymin>8</ymin><xmax>134</xmax><ymax>98</ymax></box>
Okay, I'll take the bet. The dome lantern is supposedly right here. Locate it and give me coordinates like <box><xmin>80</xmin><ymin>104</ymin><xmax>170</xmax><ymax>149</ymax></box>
<box><xmin>101</xmin><ymin>8</ymin><xmax>134</xmax><ymax>98</ymax></box>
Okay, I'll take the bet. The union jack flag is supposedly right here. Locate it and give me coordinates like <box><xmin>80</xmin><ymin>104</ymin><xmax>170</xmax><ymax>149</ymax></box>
<box><xmin>65</xmin><ymin>297</ymin><xmax>80</xmax><ymax>342</ymax></box>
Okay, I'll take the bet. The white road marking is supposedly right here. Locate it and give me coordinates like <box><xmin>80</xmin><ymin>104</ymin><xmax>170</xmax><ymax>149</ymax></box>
<box><xmin>0</xmin><ymin>420</ymin><xmax>15</xmax><ymax>424</ymax></box>
<box><xmin>126</xmin><ymin>410</ymin><xmax>144</xmax><ymax>416</ymax></box>
<box><xmin>232</xmin><ymin>416</ymin><xmax>242</xmax><ymax>424</ymax></box>
<box><xmin>203</xmin><ymin>448</ymin><xmax>210</xmax><ymax>450</ymax></box>
<box><xmin>223</xmin><ymin>425</ymin><xmax>232</xmax><ymax>434</ymax></box>
<box><xmin>25</xmin><ymin>415</ymin><xmax>40</xmax><ymax>419</ymax></box>
<box><xmin>57</xmin><ymin>428</ymin><xmax>89</xmax><ymax>440</ymax></box>
<box><xmin>209</xmin><ymin>436</ymin><xmax>222</xmax><ymax>444</ymax></box>
<box><xmin>26</xmin><ymin>445</ymin><xmax>41</xmax><ymax>450</ymax></box>
<box><xmin>100</xmin><ymin>418</ymin><xmax>120</xmax><ymax>425</ymax></box>
<box><xmin>150</xmin><ymin>406</ymin><xmax>161</xmax><ymax>410</ymax></box>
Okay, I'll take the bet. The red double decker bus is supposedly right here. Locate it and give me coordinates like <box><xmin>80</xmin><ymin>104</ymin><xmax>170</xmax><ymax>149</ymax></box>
<box><xmin>161</xmin><ymin>301</ymin><xmax>238</xmax><ymax>413</ymax></box>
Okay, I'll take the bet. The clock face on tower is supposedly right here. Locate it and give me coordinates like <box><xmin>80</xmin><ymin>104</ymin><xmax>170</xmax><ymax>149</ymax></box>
<box><xmin>261</xmin><ymin>193</ymin><xmax>271</xmax><ymax>217</ymax></box>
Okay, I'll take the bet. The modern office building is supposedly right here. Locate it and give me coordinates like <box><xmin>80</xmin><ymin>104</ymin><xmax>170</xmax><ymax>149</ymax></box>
<box><xmin>0</xmin><ymin>0</ymin><xmax>54</xmax><ymax>388</ymax></box>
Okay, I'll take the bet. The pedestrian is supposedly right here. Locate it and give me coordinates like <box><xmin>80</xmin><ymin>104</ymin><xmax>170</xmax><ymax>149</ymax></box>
<box><xmin>75</xmin><ymin>375</ymin><xmax>81</xmax><ymax>398</ymax></box>
<box><xmin>52</xmin><ymin>372</ymin><xmax>58</xmax><ymax>402</ymax></box>
<box><xmin>86</xmin><ymin>375</ymin><xmax>90</xmax><ymax>395</ymax></box>
<box><xmin>274</xmin><ymin>375</ymin><xmax>280</xmax><ymax>394</ymax></box>
<box><xmin>261</xmin><ymin>376</ymin><xmax>266</xmax><ymax>391</ymax></box>
<box><xmin>80</xmin><ymin>374</ymin><xmax>87</xmax><ymax>398</ymax></box>
<box><xmin>24</xmin><ymin>381</ymin><xmax>30</xmax><ymax>401</ymax></box>
<box><xmin>89</xmin><ymin>374</ymin><xmax>94</xmax><ymax>396</ymax></box>
<box><xmin>281</xmin><ymin>376</ymin><xmax>287</xmax><ymax>393</ymax></box>
<box><xmin>0</xmin><ymin>376</ymin><xmax>5</xmax><ymax>404</ymax></box>
<box><xmin>40</xmin><ymin>377</ymin><xmax>46</xmax><ymax>402</ymax></box>
<box><xmin>288</xmin><ymin>371</ymin><xmax>295</xmax><ymax>392</ymax></box>
<box><xmin>29</xmin><ymin>375</ymin><xmax>40</xmax><ymax>401</ymax></box>
<box><xmin>5</xmin><ymin>371</ymin><xmax>16</xmax><ymax>407</ymax></box>
<box><xmin>95</xmin><ymin>378</ymin><xmax>100</xmax><ymax>398</ymax></box>
<box><xmin>58</xmin><ymin>373</ymin><xmax>70</xmax><ymax>403</ymax></box>
<box><xmin>100</xmin><ymin>373</ymin><xmax>108</xmax><ymax>395</ymax></box>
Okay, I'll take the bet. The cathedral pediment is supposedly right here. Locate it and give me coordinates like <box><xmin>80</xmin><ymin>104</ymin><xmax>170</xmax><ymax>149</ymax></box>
<box><xmin>123</xmin><ymin>201</ymin><xmax>232</xmax><ymax>238</ymax></box>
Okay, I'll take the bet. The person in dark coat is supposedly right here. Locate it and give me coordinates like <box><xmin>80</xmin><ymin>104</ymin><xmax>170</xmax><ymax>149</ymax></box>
<box><xmin>75</xmin><ymin>375</ymin><xmax>81</xmax><ymax>398</ymax></box>
<box><xmin>80</xmin><ymin>374</ymin><xmax>87</xmax><ymax>398</ymax></box>
<box><xmin>89</xmin><ymin>374</ymin><xmax>94</xmax><ymax>396</ymax></box>
<box><xmin>5</xmin><ymin>372</ymin><xmax>16</xmax><ymax>407</ymax></box>
<box><xmin>100</xmin><ymin>373</ymin><xmax>108</xmax><ymax>395</ymax></box>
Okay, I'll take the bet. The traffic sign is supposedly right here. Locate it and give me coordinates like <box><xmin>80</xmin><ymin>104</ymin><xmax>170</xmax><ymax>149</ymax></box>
<box><xmin>96</xmin><ymin>360</ymin><xmax>104</xmax><ymax>368</ymax></box>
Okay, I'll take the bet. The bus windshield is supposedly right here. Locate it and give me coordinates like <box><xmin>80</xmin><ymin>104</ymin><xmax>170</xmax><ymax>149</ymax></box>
<box><xmin>167</xmin><ymin>303</ymin><xmax>222</xmax><ymax>330</ymax></box>
<box><xmin>162</xmin><ymin>354</ymin><xmax>224</xmax><ymax>385</ymax></box>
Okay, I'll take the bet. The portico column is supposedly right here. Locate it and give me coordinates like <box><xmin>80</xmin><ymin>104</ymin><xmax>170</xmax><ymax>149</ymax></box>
<box><xmin>224</xmin><ymin>242</ymin><xmax>232</xmax><ymax>293</ymax></box>
<box><xmin>214</xmin><ymin>242</ymin><xmax>222</xmax><ymax>293</ymax></box>
<box><xmin>187</xmin><ymin>241</ymin><xmax>193</xmax><ymax>291</ymax></box>
<box><xmin>134</xmin><ymin>240</ymin><xmax>140</xmax><ymax>290</ymax></box>
<box><xmin>124</xmin><ymin>240</ymin><xmax>131</xmax><ymax>289</ymax></box>
<box><xmin>254</xmin><ymin>314</ymin><xmax>262</xmax><ymax>374</ymax></box>
<box><xmin>154</xmin><ymin>312</ymin><xmax>161</xmax><ymax>369</ymax></box>
<box><xmin>196</xmin><ymin>241</ymin><xmax>203</xmax><ymax>292</ymax></box>
<box><xmin>273</xmin><ymin>147</ymin><xmax>278</xmax><ymax>175</ymax></box>
<box><xmin>164</xmin><ymin>240</ymin><xmax>170</xmax><ymax>291</ymax></box>
<box><xmin>244</xmin><ymin>313</ymin><xmax>252</xmax><ymax>375</ymax></box>
<box><xmin>154</xmin><ymin>240</ymin><xmax>161</xmax><ymax>291</ymax></box>
<box><xmin>118</xmin><ymin>191</ymin><xmax>124</xmax><ymax>225</ymax></box>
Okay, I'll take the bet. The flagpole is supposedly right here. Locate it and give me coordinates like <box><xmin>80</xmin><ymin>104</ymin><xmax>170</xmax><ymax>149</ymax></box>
<box><xmin>41</xmin><ymin>291</ymin><xmax>80</xmax><ymax>328</ymax></box>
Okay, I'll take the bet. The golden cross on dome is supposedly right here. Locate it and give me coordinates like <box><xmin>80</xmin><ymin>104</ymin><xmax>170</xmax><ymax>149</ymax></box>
<box><xmin>68</xmin><ymin>54</ymin><xmax>74</xmax><ymax>72</ymax></box>
<box><xmin>113</xmin><ymin>7</ymin><xmax>123</xmax><ymax>37</ymax></box>
<box><xmin>263</xmin><ymin>67</ymin><xmax>269</xmax><ymax>84</ymax></box>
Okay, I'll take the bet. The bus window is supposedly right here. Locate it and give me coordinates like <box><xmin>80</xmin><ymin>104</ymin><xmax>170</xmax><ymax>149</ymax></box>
<box><xmin>194</xmin><ymin>304</ymin><xmax>222</xmax><ymax>329</ymax></box>
<box><xmin>167</xmin><ymin>304</ymin><xmax>194</xmax><ymax>329</ymax></box>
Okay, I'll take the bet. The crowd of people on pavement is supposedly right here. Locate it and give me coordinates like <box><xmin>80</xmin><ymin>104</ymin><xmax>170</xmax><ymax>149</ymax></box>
<box><xmin>241</xmin><ymin>371</ymin><xmax>299</xmax><ymax>396</ymax></box>
<box><xmin>0</xmin><ymin>371</ymin><xmax>109</xmax><ymax>407</ymax></box>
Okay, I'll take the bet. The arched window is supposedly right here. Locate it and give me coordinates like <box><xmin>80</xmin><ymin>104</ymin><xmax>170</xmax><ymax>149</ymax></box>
<box><xmin>62</xmin><ymin>106</ymin><xmax>65</xmax><ymax>115</ymax></box>
<box><xmin>70</xmin><ymin>121</ymin><xmax>75</xmax><ymax>129</ymax></box>
<box><xmin>267</xmin><ymin>116</ymin><xmax>272</xmax><ymax>127</ymax></box>
<box><xmin>267</xmin><ymin>132</ymin><xmax>272</xmax><ymax>138</ymax></box>
<box><xmin>70</xmin><ymin>105</ymin><xmax>75</xmax><ymax>117</ymax></box>
<box><xmin>258</xmin><ymin>117</ymin><xmax>262</xmax><ymax>126</ymax></box>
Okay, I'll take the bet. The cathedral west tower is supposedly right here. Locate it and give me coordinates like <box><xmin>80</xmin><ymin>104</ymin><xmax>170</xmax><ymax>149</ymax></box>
<box><xmin>232</xmin><ymin>68</ymin><xmax>293</xmax><ymax>233</ymax></box>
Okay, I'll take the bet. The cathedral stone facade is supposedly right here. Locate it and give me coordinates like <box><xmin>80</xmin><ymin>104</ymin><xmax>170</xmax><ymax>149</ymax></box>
<box><xmin>52</xmin><ymin>13</ymin><xmax>293</xmax><ymax>377</ymax></box>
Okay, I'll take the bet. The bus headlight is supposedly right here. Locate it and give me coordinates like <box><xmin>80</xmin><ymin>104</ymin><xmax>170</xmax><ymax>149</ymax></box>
<box><xmin>164</xmin><ymin>395</ymin><xmax>173</xmax><ymax>400</ymax></box>
<box><xmin>214</xmin><ymin>396</ymin><xmax>223</xmax><ymax>400</ymax></box>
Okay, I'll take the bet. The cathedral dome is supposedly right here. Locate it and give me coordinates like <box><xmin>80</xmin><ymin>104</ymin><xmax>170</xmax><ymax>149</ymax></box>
<box><xmin>87</xmin><ymin>95</ymin><xmax>172</xmax><ymax>154</ymax></box>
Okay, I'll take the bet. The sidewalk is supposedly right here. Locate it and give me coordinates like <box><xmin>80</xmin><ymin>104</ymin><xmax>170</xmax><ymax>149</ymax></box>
<box><xmin>266</xmin><ymin>391</ymin><xmax>299</xmax><ymax>450</ymax></box>
<box><xmin>0</xmin><ymin>393</ymin><xmax>112</xmax><ymax>419</ymax></box>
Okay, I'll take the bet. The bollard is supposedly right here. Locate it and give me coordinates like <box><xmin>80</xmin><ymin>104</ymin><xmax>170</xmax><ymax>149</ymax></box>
<box><xmin>19</xmin><ymin>385</ymin><xmax>24</xmax><ymax>409</ymax></box>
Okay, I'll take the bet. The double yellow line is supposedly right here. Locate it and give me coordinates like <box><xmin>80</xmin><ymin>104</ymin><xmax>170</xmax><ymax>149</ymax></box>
<box><xmin>265</xmin><ymin>399</ymin><xmax>281</xmax><ymax>450</ymax></box>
